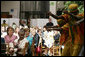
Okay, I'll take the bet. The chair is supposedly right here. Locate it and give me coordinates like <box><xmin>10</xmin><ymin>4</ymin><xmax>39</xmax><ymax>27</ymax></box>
<box><xmin>1</xmin><ymin>43</ymin><xmax>7</xmax><ymax>56</ymax></box>
<box><xmin>53</xmin><ymin>39</ymin><xmax>61</xmax><ymax>56</ymax></box>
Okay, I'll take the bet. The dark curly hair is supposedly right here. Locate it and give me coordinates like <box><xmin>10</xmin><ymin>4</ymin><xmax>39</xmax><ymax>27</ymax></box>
<box><xmin>18</xmin><ymin>28</ymin><xmax>25</xmax><ymax>41</ymax></box>
<box><xmin>7</xmin><ymin>26</ymin><xmax>14</xmax><ymax>35</ymax></box>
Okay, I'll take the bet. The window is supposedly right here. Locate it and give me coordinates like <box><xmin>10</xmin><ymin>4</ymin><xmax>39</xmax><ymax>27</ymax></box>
<box><xmin>20</xmin><ymin>1</ymin><xmax>49</xmax><ymax>19</ymax></box>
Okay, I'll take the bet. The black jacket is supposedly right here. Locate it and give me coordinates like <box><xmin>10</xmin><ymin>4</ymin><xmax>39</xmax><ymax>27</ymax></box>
<box><xmin>46</xmin><ymin>22</ymin><xmax>54</xmax><ymax>27</ymax></box>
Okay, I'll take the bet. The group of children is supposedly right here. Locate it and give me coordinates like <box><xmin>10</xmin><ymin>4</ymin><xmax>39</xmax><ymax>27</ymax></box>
<box><xmin>1</xmin><ymin>21</ymin><xmax>61</xmax><ymax>56</ymax></box>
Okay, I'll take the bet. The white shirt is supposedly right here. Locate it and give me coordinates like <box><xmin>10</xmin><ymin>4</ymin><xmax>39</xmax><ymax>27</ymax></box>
<box><xmin>43</xmin><ymin>31</ymin><xmax>48</xmax><ymax>40</ymax></box>
<box><xmin>18</xmin><ymin>38</ymin><xmax>28</xmax><ymax>49</ymax></box>
<box><xmin>44</xmin><ymin>31</ymin><xmax>54</xmax><ymax>48</ymax></box>
<box><xmin>18</xmin><ymin>38</ymin><xmax>28</xmax><ymax>54</ymax></box>
<box><xmin>1</xmin><ymin>32</ymin><xmax>7</xmax><ymax>38</ymax></box>
<box><xmin>14</xmin><ymin>33</ymin><xmax>19</xmax><ymax>43</ymax></box>
<box><xmin>38</xmin><ymin>34</ymin><xmax>42</xmax><ymax>46</ymax></box>
<box><xmin>20</xmin><ymin>25</ymin><xmax>23</xmax><ymax>29</ymax></box>
<box><xmin>9</xmin><ymin>42</ymin><xmax>14</xmax><ymax>48</ymax></box>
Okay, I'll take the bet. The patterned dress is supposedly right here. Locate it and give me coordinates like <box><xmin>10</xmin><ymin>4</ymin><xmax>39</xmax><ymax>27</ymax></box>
<box><xmin>57</xmin><ymin>13</ymin><xmax>84</xmax><ymax>56</ymax></box>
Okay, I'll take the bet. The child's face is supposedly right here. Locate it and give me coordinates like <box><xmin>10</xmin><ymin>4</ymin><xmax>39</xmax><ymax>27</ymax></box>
<box><xmin>25</xmin><ymin>30</ymin><xmax>29</xmax><ymax>37</ymax></box>
<box><xmin>43</xmin><ymin>28</ymin><xmax>46</xmax><ymax>31</ymax></box>
<box><xmin>8</xmin><ymin>28</ymin><xmax>14</xmax><ymax>36</ymax></box>
<box><xmin>19</xmin><ymin>32</ymin><xmax>25</xmax><ymax>38</ymax></box>
<box><xmin>15</xmin><ymin>28</ymin><xmax>20</xmax><ymax>33</ymax></box>
<box><xmin>39</xmin><ymin>30</ymin><xmax>42</xmax><ymax>35</ymax></box>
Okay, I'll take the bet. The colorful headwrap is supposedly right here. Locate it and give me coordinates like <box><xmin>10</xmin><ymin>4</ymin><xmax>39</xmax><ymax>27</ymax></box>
<box><xmin>68</xmin><ymin>4</ymin><xmax>78</xmax><ymax>12</ymax></box>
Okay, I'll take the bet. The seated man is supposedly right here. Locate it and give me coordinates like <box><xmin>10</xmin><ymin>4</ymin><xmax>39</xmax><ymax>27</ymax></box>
<box><xmin>1</xmin><ymin>20</ymin><xmax>8</xmax><ymax>32</ymax></box>
<box><xmin>46</xmin><ymin>18</ymin><xmax>54</xmax><ymax>27</ymax></box>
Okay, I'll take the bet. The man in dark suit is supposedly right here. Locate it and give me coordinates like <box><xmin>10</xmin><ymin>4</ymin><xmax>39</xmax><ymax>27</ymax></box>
<box><xmin>46</xmin><ymin>18</ymin><xmax>54</xmax><ymax>27</ymax></box>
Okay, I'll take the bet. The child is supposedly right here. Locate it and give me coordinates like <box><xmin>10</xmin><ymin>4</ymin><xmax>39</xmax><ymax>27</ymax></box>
<box><xmin>27</xmin><ymin>27</ymin><xmax>36</xmax><ymax>56</ymax></box>
<box><xmin>14</xmin><ymin>26</ymin><xmax>20</xmax><ymax>45</ymax></box>
<box><xmin>17</xmin><ymin>28</ymin><xmax>28</xmax><ymax>56</ymax></box>
<box><xmin>24</xmin><ymin>28</ymin><xmax>30</xmax><ymax>38</ymax></box>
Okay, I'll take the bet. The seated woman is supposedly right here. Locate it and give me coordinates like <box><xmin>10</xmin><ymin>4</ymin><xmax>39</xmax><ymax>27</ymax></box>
<box><xmin>4</xmin><ymin>26</ymin><xmax>17</xmax><ymax>55</ymax></box>
<box><xmin>17</xmin><ymin>28</ymin><xmax>28</xmax><ymax>56</ymax></box>
<box><xmin>4</xmin><ymin>26</ymin><xmax>17</xmax><ymax>44</ymax></box>
<box><xmin>43</xmin><ymin>30</ymin><xmax>55</xmax><ymax>56</ymax></box>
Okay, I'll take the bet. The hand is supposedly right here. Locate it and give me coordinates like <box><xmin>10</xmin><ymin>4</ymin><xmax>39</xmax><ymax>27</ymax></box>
<box><xmin>47</xmin><ymin>11</ymin><xmax>52</xmax><ymax>16</ymax></box>
<box><xmin>13</xmin><ymin>42</ymin><xmax>17</xmax><ymax>46</ymax></box>
<box><xmin>63</xmin><ymin>10</ymin><xmax>68</xmax><ymax>14</ymax></box>
<box><xmin>18</xmin><ymin>48</ymin><xmax>21</xmax><ymax>51</ymax></box>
